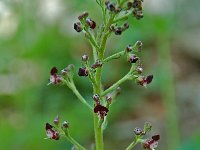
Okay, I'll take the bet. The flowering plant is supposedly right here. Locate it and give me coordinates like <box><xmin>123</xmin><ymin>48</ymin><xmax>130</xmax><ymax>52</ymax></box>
<box><xmin>45</xmin><ymin>0</ymin><xmax>160</xmax><ymax>150</ymax></box>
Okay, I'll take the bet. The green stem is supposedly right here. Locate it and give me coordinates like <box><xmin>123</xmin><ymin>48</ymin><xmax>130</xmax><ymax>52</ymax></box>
<box><xmin>85</xmin><ymin>27</ymin><xmax>100</xmax><ymax>50</ymax></box>
<box><xmin>125</xmin><ymin>136</ymin><xmax>139</xmax><ymax>150</ymax></box>
<box><xmin>101</xmin><ymin>65</ymin><xmax>136</xmax><ymax>97</ymax></box>
<box><xmin>65</xmin><ymin>131</ymin><xmax>87</xmax><ymax>150</ymax></box>
<box><xmin>101</xmin><ymin>73</ymin><xmax>130</xmax><ymax>97</ymax></box>
<box><xmin>93</xmin><ymin>113</ymin><xmax>104</xmax><ymax>150</ymax></box>
<box><xmin>113</xmin><ymin>10</ymin><xmax>132</xmax><ymax>23</ymax></box>
<box><xmin>103</xmin><ymin>51</ymin><xmax>125</xmax><ymax>63</ymax></box>
<box><xmin>64</xmin><ymin>80</ymin><xmax>93</xmax><ymax>111</ymax></box>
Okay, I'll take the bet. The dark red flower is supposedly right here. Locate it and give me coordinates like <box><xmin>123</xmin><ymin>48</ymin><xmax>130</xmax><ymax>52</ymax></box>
<box><xmin>152</xmin><ymin>134</ymin><xmax>160</xmax><ymax>141</ymax></box>
<box><xmin>143</xmin><ymin>134</ymin><xmax>160</xmax><ymax>150</ymax></box>
<box><xmin>48</xmin><ymin>67</ymin><xmax>62</xmax><ymax>85</ymax></box>
<box><xmin>51</xmin><ymin>67</ymin><xmax>58</xmax><ymax>75</ymax></box>
<box><xmin>146</xmin><ymin>75</ymin><xmax>153</xmax><ymax>84</ymax></box>
<box><xmin>45</xmin><ymin>123</ymin><xmax>60</xmax><ymax>140</ymax></box>
<box><xmin>137</xmin><ymin>75</ymin><xmax>153</xmax><ymax>87</ymax></box>
<box><xmin>94</xmin><ymin>104</ymin><xmax>109</xmax><ymax>119</ymax></box>
<box><xmin>74</xmin><ymin>22</ymin><xmax>83</xmax><ymax>32</ymax></box>
<box><xmin>129</xmin><ymin>54</ymin><xmax>139</xmax><ymax>63</ymax></box>
<box><xmin>86</xmin><ymin>18</ymin><xmax>96</xmax><ymax>29</ymax></box>
<box><xmin>78</xmin><ymin>67</ymin><xmax>88</xmax><ymax>76</ymax></box>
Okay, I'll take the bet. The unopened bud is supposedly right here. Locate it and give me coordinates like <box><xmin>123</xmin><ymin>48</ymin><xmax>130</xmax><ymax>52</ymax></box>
<box><xmin>74</xmin><ymin>22</ymin><xmax>83</xmax><ymax>32</ymax></box>
<box><xmin>62</xmin><ymin>121</ymin><xmax>69</xmax><ymax>131</ymax></box>
<box><xmin>123</xmin><ymin>23</ymin><xmax>129</xmax><ymax>29</ymax></box>
<box><xmin>82</xmin><ymin>54</ymin><xmax>89</xmax><ymax>62</ymax></box>
<box><xmin>114</xmin><ymin>27</ymin><xmax>123</xmax><ymax>35</ymax></box>
<box><xmin>135</xmin><ymin>41</ymin><xmax>143</xmax><ymax>52</ymax></box>
<box><xmin>134</xmin><ymin>127</ymin><xmax>142</xmax><ymax>135</ymax></box>
<box><xmin>78</xmin><ymin>12</ymin><xmax>89</xmax><ymax>20</ymax></box>
<box><xmin>126</xmin><ymin>45</ymin><xmax>133</xmax><ymax>52</ymax></box>
<box><xmin>53</xmin><ymin>115</ymin><xmax>59</xmax><ymax>125</ymax></box>
<box><xmin>93</xmin><ymin>94</ymin><xmax>100</xmax><ymax>101</ymax></box>
<box><xmin>106</xmin><ymin>95</ymin><xmax>112</xmax><ymax>104</ymax></box>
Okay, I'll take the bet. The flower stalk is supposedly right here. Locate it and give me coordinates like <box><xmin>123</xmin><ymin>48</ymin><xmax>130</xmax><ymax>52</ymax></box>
<box><xmin>46</xmin><ymin>0</ymin><xmax>159</xmax><ymax>150</ymax></box>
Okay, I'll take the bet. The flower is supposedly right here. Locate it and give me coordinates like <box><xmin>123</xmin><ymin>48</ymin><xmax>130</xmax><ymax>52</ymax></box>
<box><xmin>128</xmin><ymin>54</ymin><xmax>139</xmax><ymax>63</ymax></box>
<box><xmin>86</xmin><ymin>18</ymin><xmax>96</xmax><ymax>29</ymax></box>
<box><xmin>45</xmin><ymin>123</ymin><xmax>60</xmax><ymax>140</ymax></box>
<box><xmin>94</xmin><ymin>104</ymin><xmax>109</xmax><ymax>119</ymax></box>
<box><xmin>143</xmin><ymin>134</ymin><xmax>160</xmax><ymax>150</ymax></box>
<box><xmin>78</xmin><ymin>67</ymin><xmax>89</xmax><ymax>76</ymax></box>
<box><xmin>74</xmin><ymin>22</ymin><xmax>83</xmax><ymax>32</ymax></box>
<box><xmin>48</xmin><ymin>67</ymin><xmax>62</xmax><ymax>85</ymax></box>
<box><xmin>136</xmin><ymin>75</ymin><xmax>153</xmax><ymax>87</ymax></box>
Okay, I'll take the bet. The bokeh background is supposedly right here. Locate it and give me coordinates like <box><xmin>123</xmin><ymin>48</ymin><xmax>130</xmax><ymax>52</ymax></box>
<box><xmin>0</xmin><ymin>0</ymin><xmax>200</xmax><ymax>150</ymax></box>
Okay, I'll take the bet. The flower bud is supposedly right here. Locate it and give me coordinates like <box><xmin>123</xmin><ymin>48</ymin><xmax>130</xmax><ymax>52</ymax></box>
<box><xmin>126</xmin><ymin>45</ymin><xmax>133</xmax><ymax>52</ymax></box>
<box><xmin>128</xmin><ymin>54</ymin><xmax>139</xmax><ymax>63</ymax></box>
<box><xmin>78</xmin><ymin>12</ymin><xmax>89</xmax><ymax>20</ymax></box>
<box><xmin>134</xmin><ymin>127</ymin><xmax>142</xmax><ymax>135</ymax></box>
<box><xmin>127</xmin><ymin>2</ymin><xmax>133</xmax><ymax>10</ymax></box>
<box><xmin>106</xmin><ymin>2</ymin><xmax>116</xmax><ymax>12</ymax></box>
<box><xmin>62</xmin><ymin>121</ymin><xmax>69</xmax><ymax>129</ymax></box>
<box><xmin>93</xmin><ymin>94</ymin><xmax>100</xmax><ymax>102</ymax></box>
<box><xmin>110</xmin><ymin>24</ymin><xmax>115</xmax><ymax>31</ymax></box>
<box><xmin>135</xmin><ymin>40</ymin><xmax>143</xmax><ymax>52</ymax></box>
<box><xmin>81</xmin><ymin>54</ymin><xmax>89</xmax><ymax>62</ymax></box>
<box><xmin>146</xmin><ymin>75</ymin><xmax>153</xmax><ymax>84</ymax></box>
<box><xmin>91</xmin><ymin>60</ymin><xmax>103</xmax><ymax>69</ymax></box>
<box><xmin>136</xmin><ymin>65</ymin><xmax>143</xmax><ymax>74</ymax></box>
<box><xmin>114</xmin><ymin>27</ymin><xmax>123</xmax><ymax>35</ymax></box>
<box><xmin>74</xmin><ymin>22</ymin><xmax>83</xmax><ymax>32</ymax></box>
<box><xmin>123</xmin><ymin>23</ymin><xmax>129</xmax><ymax>29</ymax></box>
<box><xmin>78</xmin><ymin>67</ymin><xmax>88</xmax><ymax>76</ymax></box>
<box><xmin>106</xmin><ymin>94</ymin><xmax>112</xmax><ymax>104</ymax></box>
<box><xmin>53</xmin><ymin>115</ymin><xmax>59</xmax><ymax>125</ymax></box>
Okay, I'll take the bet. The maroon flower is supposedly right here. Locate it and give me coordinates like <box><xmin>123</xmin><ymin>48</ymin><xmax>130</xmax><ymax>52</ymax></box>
<box><xmin>74</xmin><ymin>22</ymin><xmax>83</xmax><ymax>32</ymax></box>
<box><xmin>86</xmin><ymin>18</ymin><xmax>96</xmax><ymax>29</ymax></box>
<box><xmin>152</xmin><ymin>134</ymin><xmax>160</xmax><ymax>141</ymax></box>
<box><xmin>91</xmin><ymin>60</ymin><xmax>103</xmax><ymax>69</ymax></box>
<box><xmin>114</xmin><ymin>27</ymin><xmax>123</xmax><ymax>35</ymax></box>
<box><xmin>48</xmin><ymin>67</ymin><xmax>62</xmax><ymax>85</ymax></box>
<box><xmin>78</xmin><ymin>12</ymin><xmax>89</xmax><ymax>20</ymax></box>
<box><xmin>126</xmin><ymin>45</ymin><xmax>133</xmax><ymax>52</ymax></box>
<box><xmin>128</xmin><ymin>54</ymin><xmax>139</xmax><ymax>63</ymax></box>
<box><xmin>137</xmin><ymin>75</ymin><xmax>153</xmax><ymax>87</ymax></box>
<box><xmin>45</xmin><ymin>123</ymin><xmax>60</xmax><ymax>140</ymax></box>
<box><xmin>143</xmin><ymin>134</ymin><xmax>160</xmax><ymax>150</ymax></box>
<box><xmin>78</xmin><ymin>67</ymin><xmax>88</xmax><ymax>76</ymax></box>
<box><xmin>94</xmin><ymin>104</ymin><xmax>109</xmax><ymax>119</ymax></box>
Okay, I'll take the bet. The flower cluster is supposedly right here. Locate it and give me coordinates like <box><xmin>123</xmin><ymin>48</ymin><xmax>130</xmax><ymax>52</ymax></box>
<box><xmin>46</xmin><ymin>0</ymin><xmax>159</xmax><ymax>149</ymax></box>
<box><xmin>127</xmin><ymin>0</ymin><xmax>144</xmax><ymax>20</ymax></box>
<box><xmin>45</xmin><ymin>116</ymin><xmax>69</xmax><ymax>140</ymax></box>
<box><xmin>132</xmin><ymin>122</ymin><xmax>160</xmax><ymax>150</ymax></box>
<box><xmin>74</xmin><ymin>12</ymin><xmax>96</xmax><ymax>33</ymax></box>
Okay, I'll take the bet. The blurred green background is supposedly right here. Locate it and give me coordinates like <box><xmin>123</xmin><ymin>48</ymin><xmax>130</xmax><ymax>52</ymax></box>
<box><xmin>0</xmin><ymin>0</ymin><xmax>200</xmax><ymax>150</ymax></box>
